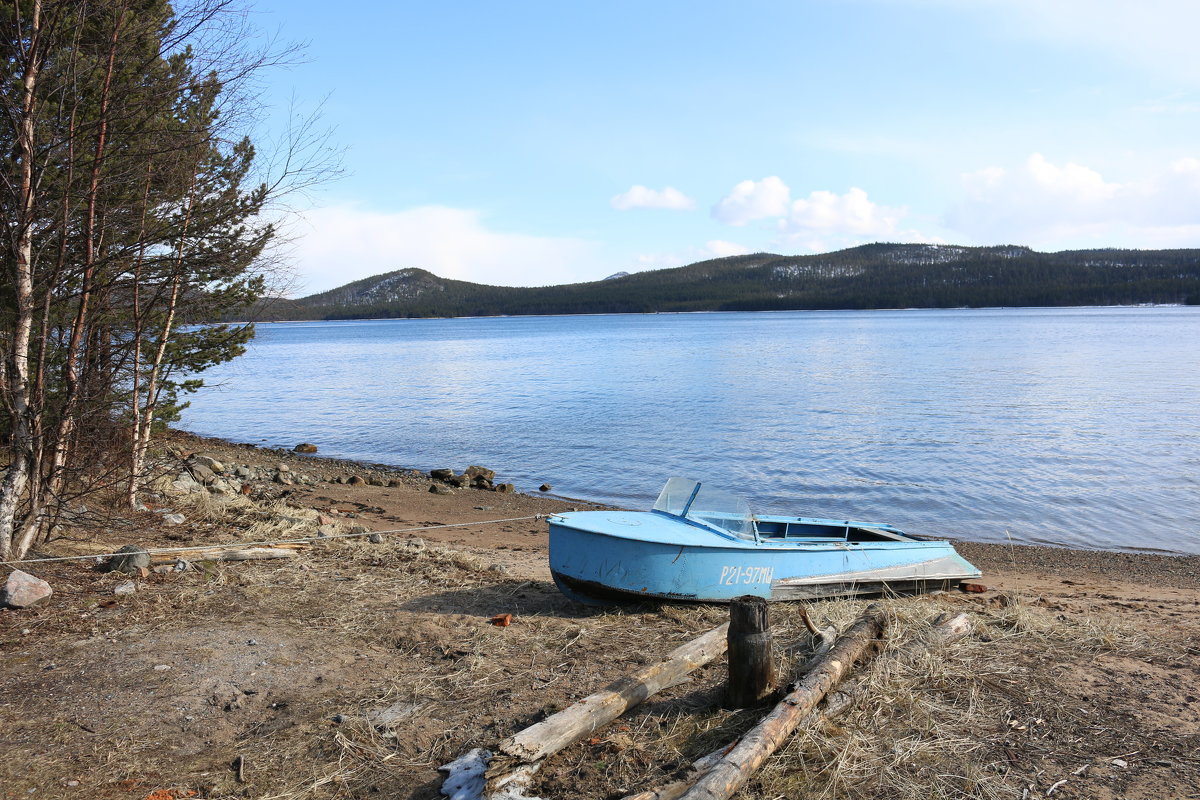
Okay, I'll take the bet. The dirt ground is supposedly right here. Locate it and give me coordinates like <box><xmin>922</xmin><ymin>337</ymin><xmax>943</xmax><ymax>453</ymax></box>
<box><xmin>1</xmin><ymin>432</ymin><xmax>1198</xmax><ymax>800</ymax></box>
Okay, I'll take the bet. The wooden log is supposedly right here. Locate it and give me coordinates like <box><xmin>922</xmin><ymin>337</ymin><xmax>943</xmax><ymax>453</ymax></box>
<box><xmin>149</xmin><ymin>546</ymin><xmax>301</xmax><ymax>565</ymax></box>
<box><xmin>628</xmin><ymin>610</ymin><xmax>970</xmax><ymax>800</ymax></box>
<box><xmin>494</xmin><ymin>622</ymin><xmax>730</xmax><ymax>764</ymax></box>
<box><xmin>621</xmin><ymin>743</ymin><xmax>736</xmax><ymax>800</ymax></box>
<box><xmin>725</xmin><ymin>595</ymin><xmax>776</xmax><ymax>708</ymax></box>
<box><xmin>678</xmin><ymin>605</ymin><xmax>887</xmax><ymax>800</ymax></box>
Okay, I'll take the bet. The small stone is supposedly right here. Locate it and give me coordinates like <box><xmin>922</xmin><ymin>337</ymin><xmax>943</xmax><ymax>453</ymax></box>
<box><xmin>174</xmin><ymin>559</ymin><xmax>189</xmax><ymax>572</ymax></box>
<box><xmin>405</xmin><ymin>538</ymin><xmax>426</xmax><ymax>552</ymax></box>
<box><xmin>247</xmin><ymin>639</ymin><xmax>258</xmax><ymax>646</ymax></box>
<box><xmin>316</xmin><ymin>524</ymin><xmax>338</xmax><ymax>538</ymax></box>
<box><xmin>113</xmin><ymin>581</ymin><xmax>137</xmax><ymax>596</ymax></box>
<box><xmin>161</xmin><ymin>513</ymin><xmax>186</xmax><ymax>526</ymax></box>
<box><xmin>539</xmin><ymin>483</ymin><xmax>552</xmax><ymax>492</ymax></box>
<box><xmin>368</xmin><ymin>475</ymin><xmax>387</xmax><ymax>486</ymax></box>
<box><xmin>277</xmin><ymin>463</ymin><xmax>291</xmax><ymax>473</ymax></box>
<box><xmin>235</xmin><ymin>466</ymin><xmax>253</xmax><ymax>478</ymax></box>
<box><xmin>387</xmin><ymin>479</ymin><xmax>401</xmax><ymax>487</ymax></box>
<box><xmin>106</xmin><ymin>545</ymin><xmax>151</xmax><ymax>574</ymax></box>
<box><xmin>293</xmin><ymin>443</ymin><xmax>318</xmax><ymax>454</ymax></box>
<box><xmin>1111</xmin><ymin>758</ymin><xmax>1128</xmax><ymax>769</ymax></box>
<box><xmin>348</xmin><ymin>475</ymin><xmax>365</xmax><ymax>485</ymax></box>
<box><xmin>1</xmin><ymin>570</ymin><xmax>53</xmax><ymax>609</ymax></box>
<box><xmin>273</xmin><ymin>472</ymin><xmax>293</xmax><ymax>485</ymax></box>
<box><xmin>488</xmin><ymin>563</ymin><xmax>510</xmax><ymax>574</ymax></box>
<box><xmin>429</xmin><ymin>484</ymin><xmax>452</xmax><ymax>495</ymax></box>
<box><xmin>152</xmin><ymin>565</ymin><xmax>174</xmax><ymax>574</ymax></box>
<box><xmin>153</xmin><ymin>664</ymin><xmax>171</xmax><ymax>671</ymax></box>
<box><xmin>495</xmin><ymin>483</ymin><xmax>514</xmax><ymax>493</ymax></box>
<box><xmin>349</xmin><ymin>524</ymin><xmax>369</xmax><ymax>534</ymax></box>
<box><xmin>367</xmin><ymin>533</ymin><xmax>384</xmax><ymax>544</ymax></box>
<box><xmin>331</xmin><ymin>713</ymin><xmax>346</xmax><ymax>724</ymax></box>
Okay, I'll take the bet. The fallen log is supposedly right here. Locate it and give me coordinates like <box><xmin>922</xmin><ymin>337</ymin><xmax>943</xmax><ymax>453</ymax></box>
<box><xmin>499</xmin><ymin>622</ymin><xmax>729</xmax><ymax>763</ymax></box>
<box><xmin>621</xmin><ymin>743</ymin><xmax>737</xmax><ymax>800</ymax></box>
<box><xmin>441</xmin><ymin>622</ymin><xmax>730</xmax><ymax>799</ymax></box>
<box><xmin>678</xmin><ymin>605</ymin><xmax>887</xmax><ymax>800</ymax></box>
<box><xmin>149</xmin><ymin>546</ymin><xmax>305</xmax><ymax>565</ymax></box>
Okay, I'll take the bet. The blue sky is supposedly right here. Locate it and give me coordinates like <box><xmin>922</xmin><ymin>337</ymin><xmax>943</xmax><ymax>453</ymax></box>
<box><xmin>247</xmin><ymin>0</ymin><xmax>1200</xmax><ymax>293</ymax></box>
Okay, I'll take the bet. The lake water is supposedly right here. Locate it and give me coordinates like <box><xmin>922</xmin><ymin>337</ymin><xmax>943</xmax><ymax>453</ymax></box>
<box><xmin>180</xmin><ymin>307</ymin><xmax>1200</xmax><ymax>555</ymax></box>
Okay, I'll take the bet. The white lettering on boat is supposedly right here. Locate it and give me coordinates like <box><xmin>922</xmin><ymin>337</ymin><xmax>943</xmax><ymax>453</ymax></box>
<box><xmin>719</xmin><ymin>565</ymin><xmax>775</xmax><ymax>586</ymax></box>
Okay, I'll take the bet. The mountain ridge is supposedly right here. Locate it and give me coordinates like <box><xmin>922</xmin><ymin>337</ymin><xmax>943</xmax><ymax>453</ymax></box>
<box><xmin>251</xmin><ymin>243</ymin><xmax>1200</xmax><ymax>320</ymax></box>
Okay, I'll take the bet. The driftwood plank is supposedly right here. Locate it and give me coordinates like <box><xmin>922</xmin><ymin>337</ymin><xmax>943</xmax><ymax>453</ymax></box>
<box><xmin>498</xmin><ymin>622</ymin><xmax>730</xmax><ymax>764</ymax></box>
<box><xmin>149</xmin><ymin>546</ymin><xmax>304</xmax><ymax>564</ymax></box>
<box><xmin>678</xmin><ymin>605</ymin><xmax>887</xmax><ymax>800</ymax></box>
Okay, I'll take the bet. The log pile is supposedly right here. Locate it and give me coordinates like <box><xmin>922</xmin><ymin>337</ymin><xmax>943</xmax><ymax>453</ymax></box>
<box><xmin>440</xmin><ymin>606</ymin><xmax>974</xmax><ymax>800</ymax></box>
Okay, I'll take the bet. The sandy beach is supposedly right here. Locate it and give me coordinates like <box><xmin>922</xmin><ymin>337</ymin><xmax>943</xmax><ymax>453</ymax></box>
<box><xmin>2</xmin><ymin>432</ymin><xmax>1197</xmax><ymax>800</ymax></box>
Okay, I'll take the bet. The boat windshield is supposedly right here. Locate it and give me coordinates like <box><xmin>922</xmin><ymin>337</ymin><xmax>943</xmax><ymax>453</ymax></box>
<box><xmin>652</xmin><ymin>478</ymin><xmax>754</xmax><ymax>539</ymax></box>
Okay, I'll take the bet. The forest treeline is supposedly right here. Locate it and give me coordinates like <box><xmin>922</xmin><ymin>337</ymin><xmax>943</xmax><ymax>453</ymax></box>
<box><xmin>256</xmin><ymin>244</ymin><xmax>1200</xmax><ymax>320</ymax></box>
<box><xmin>0</xmin><ymin>1</ymin><xmax>330</xmax><ymax>561</ymax></box>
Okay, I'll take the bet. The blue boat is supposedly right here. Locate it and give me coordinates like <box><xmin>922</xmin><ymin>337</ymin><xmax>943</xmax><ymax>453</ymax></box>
<box><xmin>549</xmin><ymin>478</ymin><xmax>981</xmax><ymax>604</ymax></box>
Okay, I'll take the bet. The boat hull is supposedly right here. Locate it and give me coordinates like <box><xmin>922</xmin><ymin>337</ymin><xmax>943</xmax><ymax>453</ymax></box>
<box><xmin>549</xmin><ymin>517</ymin><xmax>980</xmax><ymax>604</ymax></box>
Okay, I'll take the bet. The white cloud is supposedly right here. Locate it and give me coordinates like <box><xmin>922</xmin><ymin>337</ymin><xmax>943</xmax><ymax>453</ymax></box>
<box><xmin>610</xmin><ymin>185</ymin><xmax>695</xmax><ymax>210</ymax></box>
<box><xmin>712</xmin><ymin>176</ymin><xmax>791</xmax><ymax>225</ymax></box>
<box><xmin>785</xmin><ymin>187</ymin><xmax>905</xmax><ymax>236</ymax></box>
<box><xmin>703</xmin><ymin>239</ymin><xmax>751</xmax><ymax>258</ymax></box>
<box><xmin>283</xmin><ymin>205</ymin><xmax>600</xmax><ymax>293</ymax></box>
<box><xmin>946</xmin><ymin>153</ymin><xmax>1200</xmax><ymax>247</ymax></box>
<box><xmin>633</xmin><ymin>239</ymin><xmax>752</xmax><ymax>270</ymax></box>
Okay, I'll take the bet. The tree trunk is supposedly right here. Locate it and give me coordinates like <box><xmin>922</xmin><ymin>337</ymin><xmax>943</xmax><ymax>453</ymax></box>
<box><xmin>0</xmin><ymin>0</ymin><xmax>43</xmax><ymax>562</ymax></box>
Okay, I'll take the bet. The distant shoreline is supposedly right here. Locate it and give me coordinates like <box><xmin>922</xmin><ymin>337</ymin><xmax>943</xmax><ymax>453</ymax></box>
<box><xmin>236</xmin><ymin>302</ymin><xmax>1195</xmax><ymax>326</ymax></box>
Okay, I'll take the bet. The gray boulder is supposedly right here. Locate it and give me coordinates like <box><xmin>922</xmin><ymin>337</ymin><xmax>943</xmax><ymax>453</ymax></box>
<box><xmin>1</xmin><ymin>570</ymin><xmax>53</xmax><ymax>608</ymax></box>
<box><xmin>430</xmin><ymin>468</ymin><xmax>455</xmax><ymax>481</ymax></box>
<box><xmin>191</xmin><ymin>455</ymin><xmax>225</xmax><ymax>474</ymax></box>
<box><xmin>106</xmin><ymin>544</ymin><xmax>151</xmax><ymax>574</ymax></box>
<box><xmin>113</xmin><ymin>581</ymin><xmax>137</xmax><ymax>596</ymax></box>
<box><xmin>161</xmin><ymin>513</ymin><xmax>186</xmax><ymax>526</ymax></box>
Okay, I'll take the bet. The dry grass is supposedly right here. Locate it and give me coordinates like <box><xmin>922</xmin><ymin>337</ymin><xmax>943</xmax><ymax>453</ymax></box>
<box><xmin>6</xmin><ymin>480</ymin><xmax>1194</xmax><ymax>800</ymax></box>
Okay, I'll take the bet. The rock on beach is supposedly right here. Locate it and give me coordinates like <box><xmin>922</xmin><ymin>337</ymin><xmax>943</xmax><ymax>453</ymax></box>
<box><xmin>1</xmin><ymin>569</ymin><xmax>53</xmax><ymax>608</ymax></box>
<box><xmin>106</xmin><ymin>545</ymin><xmax>151</xmax><ymax>574</ymax></box>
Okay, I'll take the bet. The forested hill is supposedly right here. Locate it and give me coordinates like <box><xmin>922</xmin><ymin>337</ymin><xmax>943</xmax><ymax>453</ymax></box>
<box><xmin>256</xmin><ymin>244</ymin><xmax>1200</xmax><ymax>320</ymax></box>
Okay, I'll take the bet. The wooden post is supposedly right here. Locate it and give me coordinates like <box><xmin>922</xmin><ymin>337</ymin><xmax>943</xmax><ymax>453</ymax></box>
<box><xmin>726</xmin><ymin>595</ymin><xmax>776</xmax><ymax>708</ymax></box>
